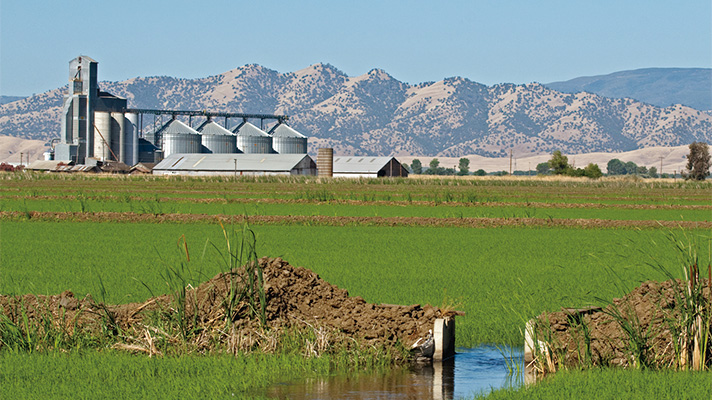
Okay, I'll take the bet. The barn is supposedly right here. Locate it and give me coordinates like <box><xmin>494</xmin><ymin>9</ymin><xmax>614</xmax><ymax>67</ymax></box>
<box><xmin>332</xmin><ymin>156</ymin><xmax>408</xmax><ymax>178</ymax></box>
<box><xmin>153</xmin><ymin>153</ymin><xmax>317</xmax><ymax>176</ymax></box>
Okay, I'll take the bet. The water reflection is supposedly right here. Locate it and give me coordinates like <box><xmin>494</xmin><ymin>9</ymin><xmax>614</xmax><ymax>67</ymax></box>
<box><xmin>265</xmin><ymin>346</ymin><xmax>524</xmax><ymax>399</ymax></box>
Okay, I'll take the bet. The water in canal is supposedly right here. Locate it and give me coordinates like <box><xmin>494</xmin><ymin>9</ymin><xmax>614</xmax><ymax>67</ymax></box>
<box><xmin>265</xmin><ymin>345</ymin><xmax>524</xmax><ymax>399</ymax></box>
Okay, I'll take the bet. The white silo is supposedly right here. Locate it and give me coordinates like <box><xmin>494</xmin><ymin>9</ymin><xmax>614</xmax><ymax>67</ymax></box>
<box><xmin>233</xmin><ymin>121</ymin><xmax>273</xmax><ymax>154</ymax></box>
<box><xmin>270</xmin><ymin>123</ymin><xmax>308</xmax><ymax>154</ymax></box>
<box><xmin>197</xmin><ymin>120</ymin><xmax>238</xmax><ymax>154</ymax></box>
<box><xmin>160</xmin><ymin>119</ymin><xmax>202</xmax><ymax>157</ymax></box>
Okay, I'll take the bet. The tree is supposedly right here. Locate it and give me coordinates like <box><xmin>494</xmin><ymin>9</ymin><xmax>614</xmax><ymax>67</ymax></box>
<box><xmin>607</xmin><ymin>159</ymin><xmax>625</xmax><ymax>175</ymax></box>
<box><xmin>624</xmin><ymin>161</ymin><xmax>638</xmax><ymax>175</ymax></box>
<box><xmin>648</xmin><ymin>166</ymin><xmax>658</xmax><ymax>178</ymax></box>
<box><xmin>411</xmin><ymin>159</ymin><xmax>422</xmax><ymax>174</ymax></box>
<box><xmin>536</xmin><ymin>162</ymin><xmax>551</xmax><ymax>175</ymax></box>
<box><xmin>685</xmin><ymin>142</ymin><xmax>710</xmax><ymax>180</ymax></box>
<box><xmin>457</xmin><ymin>158</ymin><xmax>470</xmax><ymax>175</ymax></box>
<box><xmin>636</xmin><ymin>165</ymin><xmax>648</xmax><ymax>175</ymax></box>
<box><xmin>473</xmin><ymin>169</ymin><xmax>486</xmax><ymax>176</ymax></box>
<box><xmin>583</xmin><ymin>163</ymin><xmax>603</xmax><ymax>179</ymax></box>
<box><xmin>548</xmin><ymin>150</ymin><xmax>570</xmax><ymax>175</ymax></box>
<box><xmin>426</xmin><ymin>158</ymin><xmax>440</xmax><ymax>175</ymax></box>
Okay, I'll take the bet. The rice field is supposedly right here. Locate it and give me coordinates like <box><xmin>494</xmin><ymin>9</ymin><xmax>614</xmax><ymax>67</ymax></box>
<box><xmin>1</xmin><ymin>172</ymin><xmax>711</xmax><ymax>398</ymax></box>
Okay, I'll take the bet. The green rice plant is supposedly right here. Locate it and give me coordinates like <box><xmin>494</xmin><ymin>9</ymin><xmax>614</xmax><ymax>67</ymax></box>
<box><xmin>599</xmin><ymin>300</ymin><xmax>659</xmax><ymax>369</ymax></box>
<box><xmin>643</xmin><ymin>229</ymin><xmax>712</xmax><ymax>371</ymax></box>
<box><xmin>210</xmin><ymin>221</ymin><xmax>266</xmax><ymax>329</ymax></box>
<box><xmin>93</xmin><ymin>271</ymin><xmax>119</xmax><ymax>337</ymax></box>
<box><xmin>157</xmin><ymin>234</ymin><xmax>202</xmax><ymax>341</ymax></box>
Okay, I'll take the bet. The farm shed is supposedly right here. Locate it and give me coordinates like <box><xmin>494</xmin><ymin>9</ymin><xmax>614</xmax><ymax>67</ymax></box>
<box><xmin>152</xmin><ymin>153</ymin><xmax>317</xmax><ymax>176</ymax></box>
<box><xmin>25</xmin><ymin>160</ymin><xmax>72</xmax><ymax>172</ymax></box>
<box><xmin>332</xmin><ymin>157</ymin><xmax>408</xmax><ymax>178</ymax></box>
<box><xmin>129</xmin><ymin>163</ymin><xmax>156</xmax><ymax>175</ymax></box>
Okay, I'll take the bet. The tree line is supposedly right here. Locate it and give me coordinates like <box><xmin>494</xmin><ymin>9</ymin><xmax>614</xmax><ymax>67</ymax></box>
<box><xmin>402</xmin><ymin>142</ymin><xmax>710</xmax><ymax>180</ymax></box>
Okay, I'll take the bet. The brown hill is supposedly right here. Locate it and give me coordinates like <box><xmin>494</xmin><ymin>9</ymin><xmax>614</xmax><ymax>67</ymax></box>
<box><xmin>1</xmin><ymin>64</ymin><xmax>710</xmax><ymax>157</ymax></box>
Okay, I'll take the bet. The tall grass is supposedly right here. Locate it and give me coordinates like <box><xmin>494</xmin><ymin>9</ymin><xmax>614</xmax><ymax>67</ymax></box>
<box><xmin>644</xmin><ymin>230</ymin><xmax>712</xmax><ymax>370</ymax></box>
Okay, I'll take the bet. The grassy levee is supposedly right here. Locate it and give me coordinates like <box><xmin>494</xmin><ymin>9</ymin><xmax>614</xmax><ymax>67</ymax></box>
<box><xmin>2</xmin><ymin>221</ymin><xmax>707</xmax><ymax>346</ymax></box>
<box><xmin>478</xmin><ymin>369</ymin><xmax>712</xmax><ymax>399</ymax></box>
<box><xmin>0</xmin><ymin>351</ymin><xmax>333</xmax><ymax>399</ymax></box>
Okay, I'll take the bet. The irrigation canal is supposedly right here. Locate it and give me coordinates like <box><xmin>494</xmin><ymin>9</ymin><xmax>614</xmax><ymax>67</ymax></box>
<box><xmin>264</xmin><ymin>346</ymin><xmax>524</xmax><ymax>399</ymax></box>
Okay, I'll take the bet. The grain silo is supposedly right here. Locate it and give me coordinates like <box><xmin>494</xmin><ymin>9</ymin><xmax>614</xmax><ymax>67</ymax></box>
<box><xmin>197</xmin><ymin>120</ymin><xmax>238</xmax><ymax>154</ymax></box>
<box><xmin>270</xmin><ymin>123</ymin><xmax>308</xmax><ymax>154</ymax></box>
<box><xmin>124</xmin><ymin>113</ymin><xmax>139</xmax><ymax>166</ymax></box>
<box><xmin>233</xmin><ymin>121</ymin><xmax>273</xmax><ymax>154</ymax></box>
<box><xmin>160</xmin><ymin>119</ymin><xmax>202</xmax><ymax>157</ymax></box>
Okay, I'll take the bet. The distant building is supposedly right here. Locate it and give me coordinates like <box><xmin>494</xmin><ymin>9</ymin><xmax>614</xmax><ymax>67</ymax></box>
<box><xmin>153</xmin><ymin>153</ymin><xmax>317</xmax><ymax>176</ymax></box>
<box><xmin>332</xmin><ymin>156</ymin><xmax>408</xmax><ymax>178</ymax></box>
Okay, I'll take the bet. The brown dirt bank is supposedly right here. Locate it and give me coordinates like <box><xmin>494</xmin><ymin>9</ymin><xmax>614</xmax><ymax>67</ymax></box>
<box><xmin>0</xmin><ymin>257</ymin><xmax>451</xmax><ymax>355</ymax></box>
<box><xmin>533</xmin><ymin>279</ymin><xmax>711</xmax><ymax>370</ymax></box>
<box><xmin>2</xmin><ymin>211</ymin><xmax>710</xmax><ymax>229</ymax></box>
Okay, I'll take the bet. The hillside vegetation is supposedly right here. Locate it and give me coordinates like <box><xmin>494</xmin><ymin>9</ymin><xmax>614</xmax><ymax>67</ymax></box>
<box><xmin>1</xmin><ymin>65</ymin><xmax>710</xmax><ymax>157</ymax></box>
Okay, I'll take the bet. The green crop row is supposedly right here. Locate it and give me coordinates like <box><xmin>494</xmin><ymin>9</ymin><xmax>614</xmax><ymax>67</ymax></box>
<box><xmin>478</xmin><ymin>369</ymin><xmax>712</xmax><ymax>399</ymax></box>
<box><xmin>2</xmin><ymin>197</ymin><xmax>710</xmax><ymax>222</ymax></box>
<box><xmin>3</xmin><ymin>173</ymin><xmax>711</xmax><ymax>206</ymax></box>
<box><xmin>0</xmin><ymin>351</ymin><xmax>332</xmax><ymax>399</ymax></box>
<box><xmin>2</xmin><ymin>221</ymin><xmax>707</xmax><ymax>346</ymax></box>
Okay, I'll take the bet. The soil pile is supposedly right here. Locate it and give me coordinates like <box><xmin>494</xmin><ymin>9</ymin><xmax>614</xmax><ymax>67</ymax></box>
<box><xmin>535</xmin><ymin>279</ymin><xmax>711</xmax><ymax>369</ymax></box>
<box><xmin>0</xmin><ymin>257</ymin><xmax>451</xmax><ymax>353</ymax></box>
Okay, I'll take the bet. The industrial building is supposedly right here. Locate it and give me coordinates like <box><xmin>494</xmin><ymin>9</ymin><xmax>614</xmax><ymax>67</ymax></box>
<box><xmin>332</xmin><ymin>157</ymin><xmax>408</xmax><ymax>178</ymax></box>
<box><xmin>51</xmin><ymin>55</ymin><xmax>300</xmax><ymax>165</ymax></box>
<box><xmin>47</xmin><ymin>55</ymin><xmax>408</xmax><ymax>178</ymax></box>
<box><xmin>153</xmin><ymin>153</ymin><xmax>317</xmax><ymax>176</ymax></box>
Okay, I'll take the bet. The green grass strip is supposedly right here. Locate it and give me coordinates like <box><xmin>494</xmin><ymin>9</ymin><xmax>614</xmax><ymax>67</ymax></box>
<box><xmin>479</xmin><ymin>369</ymin><xmax>712</xmax><ymax>399</ymax></box>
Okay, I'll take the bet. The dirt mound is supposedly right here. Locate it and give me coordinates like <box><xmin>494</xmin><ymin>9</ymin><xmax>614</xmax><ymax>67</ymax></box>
<box><xmin>535</xmin><ymin>279</ymin><xmax>711</xmax><ymax>369</ymax></box>
<box><xmin>0</xmin><ymin>257</ymin><xmax>449</xmax><ymax>354</ymax></box>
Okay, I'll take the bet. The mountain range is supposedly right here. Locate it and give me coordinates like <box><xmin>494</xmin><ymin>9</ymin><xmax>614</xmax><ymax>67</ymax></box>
<box><xmin>545</xmin><ymin>68</ymin><xmax>712</xmax><ymax>111</ymax></box>
<box><xmin>1</xmin><ymin>65</ymin><xmax>710</xmax><ymax>157</ymax></box>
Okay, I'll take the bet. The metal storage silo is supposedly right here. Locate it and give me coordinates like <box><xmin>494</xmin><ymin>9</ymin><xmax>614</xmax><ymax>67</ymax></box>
<box><xmin>125</xmin><ymin>113</ymin><xmax>139</xmax><ymax>166</ymax></box>
<box><xmin>94</xmin><ymin>111</ymin><xmax>113</xmax><ymax>160</ymax></box>
<box><xmin>270</xmin><ymin>123</ymin><xmax>308</xmax><ymax>154</ymax></box>
<box><xmin>197</xmin><ymin>120</ymin><xmax>237</xmax><ymax>154</ymax></box>
<box><xmin>233</xmin><ymin>121</ymin><xmax>273</xmax><ymax>154</ymax></box>
<box><xmin>317</xmin><ymin>148</ymin><xmax>333</xmax><ymax>177</ymax></box>
<box><xmin>160</xmin><ymin>119</ymin><xmax>202</xmax><ymax>157</ymax></box>
<box><xmin>110</xmin><ymin>112</ymin><xmax>124</xmax><ymax>162</ymax></box>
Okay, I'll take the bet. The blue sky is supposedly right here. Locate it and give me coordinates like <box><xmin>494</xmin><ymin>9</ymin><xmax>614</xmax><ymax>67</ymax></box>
<box><xmin>1</xmin><ymin>0</ymin><xmax>710</xmax><ymax>96</ymax></box>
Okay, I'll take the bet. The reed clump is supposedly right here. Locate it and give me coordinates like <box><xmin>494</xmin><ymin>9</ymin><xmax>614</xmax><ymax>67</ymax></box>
<box><xmin>527</xmin><ymin>230</ymin><xmax>711</xmax><ymax>373</ymax></box>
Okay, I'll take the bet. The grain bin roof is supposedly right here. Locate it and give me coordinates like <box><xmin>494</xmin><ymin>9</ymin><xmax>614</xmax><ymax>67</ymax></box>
<box><xmin>332</xmin><ymin>157</ymin><xmax>396</xmax><ymax>174</ymax></box>
<box><xmin>158</xmin><ymin>119</ymin><xmax>199</xmax><ymax>135</ymax></box>
<box><xmin>197</xmin><ymin>121</ymin><xmax>233</xmax><ymax>136</ymax></box>
<box><xmin>154</xmin><ymin>153</ymin><xmax>312</xmax><ymax>172</ymax></box>
<box><xmin>233</xmin><ymin>122</ymin><xmax>270</xmax><ymax>137</ymax></box>
<box><xmin>270</xmin><ymin>123</ymin><xmax>307</xmax><ymax>138</ymax></box>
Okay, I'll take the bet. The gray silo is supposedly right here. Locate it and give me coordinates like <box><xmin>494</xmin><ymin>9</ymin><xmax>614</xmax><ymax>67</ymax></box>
<box><xmin>110</xmin><ymin>112</ymin><xmax>124</xmax><ymax>162</ymax></box>
<box><xmin>233</xmin><ymin>121</ymin><xmax>273</xmax><ymax>154</ymax></box>
<box><xmin>125</xmin><ymin>113</ymin><xmax>139</xmax><ymax>166</ymax></box>
<box><xmin>197</xmin><ymin>120</ymin><xmax>238</xmax><ymax>154</ymax></box>
<box><xmin>160</xmin><ymin>119</ymin><xmax>202</xmax><ymax>157</ymax></box>
<box><xmin>270</xmin><ymin>123</ymin><xmax>308</xmax><ymax>154</ymax></box>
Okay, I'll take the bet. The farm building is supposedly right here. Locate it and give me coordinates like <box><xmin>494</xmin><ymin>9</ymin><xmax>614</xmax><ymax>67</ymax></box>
<box><xmin>153</xmin><ymin>153</ymin><xmax>317</xmax><ymax>176</ymax></box>
<box><xmin>332</xmin><ymin>157</ymin><xmax>408</xmax><ymax>178</ymax></box>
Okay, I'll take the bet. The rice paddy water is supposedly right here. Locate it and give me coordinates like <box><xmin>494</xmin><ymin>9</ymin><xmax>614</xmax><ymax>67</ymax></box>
<box><xmin>263</xmin><ymin>346</ymin><xmax>524</xmax><ymax>399</ymax></box>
